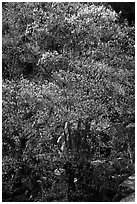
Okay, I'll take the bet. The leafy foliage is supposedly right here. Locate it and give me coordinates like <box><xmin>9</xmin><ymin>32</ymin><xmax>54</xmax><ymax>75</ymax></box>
<box><xmin>3</xmin><ymin>2</ymin><xmax>135</xmax><ymax>202</ymax></box>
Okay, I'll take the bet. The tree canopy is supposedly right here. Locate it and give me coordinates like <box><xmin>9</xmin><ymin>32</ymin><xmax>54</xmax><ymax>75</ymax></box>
<box><xmin>2</xmin><ymin>2</ymin><xmax>135</xmax><ymax>202</ymax></box>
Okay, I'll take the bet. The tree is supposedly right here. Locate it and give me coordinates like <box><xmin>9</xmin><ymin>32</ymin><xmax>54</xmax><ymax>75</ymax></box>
<box><xmin>3</xmin><ymin>2</ymin><xmax>135</xmax><ymax>202</ymax></box>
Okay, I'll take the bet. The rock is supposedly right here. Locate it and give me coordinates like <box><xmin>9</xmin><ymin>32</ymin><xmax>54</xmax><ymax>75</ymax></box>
<box><xmin>120</xmin><ymin>192</ymin><xmax>135</xmax><ymax>202</ymax></box>
<box><xmin>119</xmin><ymin>174</ymin><xmax>135</xmax><ymax>191</ymax></box>
<box><xmin>119</xmin><ymin>174</ymin><xmax>135</xmax><ymax>202</ymax></box>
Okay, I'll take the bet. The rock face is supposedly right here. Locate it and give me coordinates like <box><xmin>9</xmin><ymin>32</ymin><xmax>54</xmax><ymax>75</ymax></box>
<box><xmin>119</xmin><ymin>174</ymin><xmax>135</xmax><ymax>202</ymax></box>
<box><xmin>120</xmin><ymin>192</ymin><xmax>135</xmax><ymax>202</ymax></box>
<box><xmin>120</xmin><ymin>174</ymin><xmax>135</xmax><ymax>190</ymax></box>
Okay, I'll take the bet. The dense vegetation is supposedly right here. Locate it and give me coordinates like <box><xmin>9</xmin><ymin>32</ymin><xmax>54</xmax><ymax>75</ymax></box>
<box><xmin>2</xmin><ymin>2</ymin><xmax>135</xmax><ymax>202</ymax></box>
